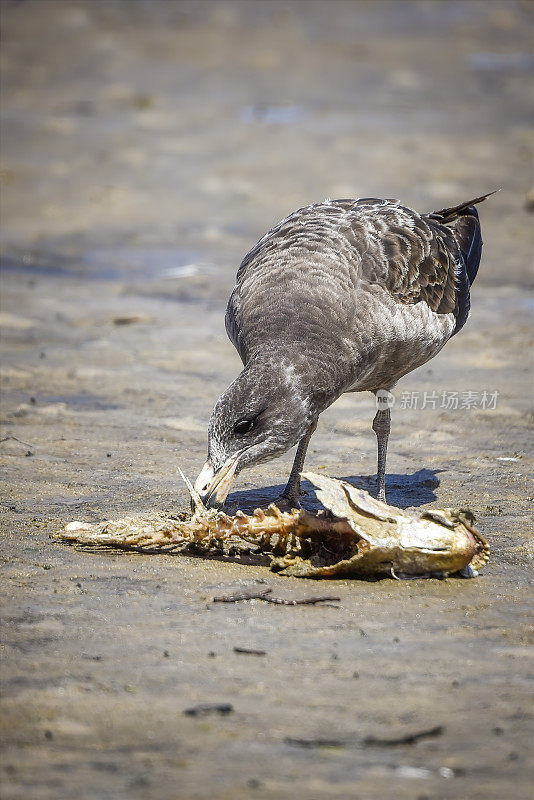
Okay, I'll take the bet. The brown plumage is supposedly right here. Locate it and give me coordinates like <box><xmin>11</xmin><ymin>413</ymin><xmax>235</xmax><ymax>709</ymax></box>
<box><xmin>195</xmin><ymin>193</ymin><xmax>492</xmax><ymax>507</ymax></box>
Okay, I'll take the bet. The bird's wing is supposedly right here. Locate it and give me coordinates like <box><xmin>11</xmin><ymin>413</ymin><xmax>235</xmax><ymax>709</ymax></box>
<box><xmin>343</xmin><ymin>199</ymin><xmax>461</xmax><ymax>316</ymax></box>
<box><xmin>225</xmin><ymin>197</ymin><xmax>483</xmax><ymax>361</ymax></box>
<box><xmin>347</xmin><ymin>196</ymin><xmax>488</xmax><ymax>332</ymax></box>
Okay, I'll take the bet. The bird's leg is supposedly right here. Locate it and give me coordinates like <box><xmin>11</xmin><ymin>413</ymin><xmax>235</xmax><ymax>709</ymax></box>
<box><xmin>278</xmin><ymin>421</ymin><xmax>318</xmax><ymax>509</ymax></box>
<box><xmin>372</xmin><ymin>407</ymin><xmax>390</xmax><ymax>503</ymax></box>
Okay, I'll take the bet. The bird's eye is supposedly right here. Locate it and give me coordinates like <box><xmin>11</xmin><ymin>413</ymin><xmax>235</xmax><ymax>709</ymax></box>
<box><xmin>233</xmin><ymin>418</ymin><xmax>255</xmax><ymax>435</ymax></box>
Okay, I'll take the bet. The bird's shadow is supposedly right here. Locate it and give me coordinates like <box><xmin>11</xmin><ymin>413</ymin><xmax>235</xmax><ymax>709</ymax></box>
<box><xmin>226</xmin><ymin>469</ymin><xmax>444</xmax><ymax>514</ymax></box>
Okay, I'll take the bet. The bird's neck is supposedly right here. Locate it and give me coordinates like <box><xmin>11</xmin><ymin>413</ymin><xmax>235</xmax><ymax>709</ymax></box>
<box><xmin>246</xmin><ymin>347</ymin><xmax>347</xmax><ymax>418</ymax></box>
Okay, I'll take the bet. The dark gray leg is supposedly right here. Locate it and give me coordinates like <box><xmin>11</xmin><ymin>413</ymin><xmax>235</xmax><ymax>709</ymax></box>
<box><xmin>280</xmin><ymin>421</ymin><xmax>318</xmax><ymax>509</ymax></box>
<box><xmin>372</xmin><ymin>408</ymin><xmax>390</xmax><ymax>503</ymax></box>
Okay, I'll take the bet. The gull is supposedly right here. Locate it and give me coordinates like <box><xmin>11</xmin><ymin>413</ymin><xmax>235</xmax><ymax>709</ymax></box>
<box><xmin>194</xmin><ymin>193</ymin><xmax>491</xmax><ymax>508</ymax></box>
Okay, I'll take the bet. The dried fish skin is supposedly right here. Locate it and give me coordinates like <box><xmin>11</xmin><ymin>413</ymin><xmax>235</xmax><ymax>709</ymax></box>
<box><xmin>58</xmin><ymin>472</ymin><xmax>489</xmax><ymax>580</ymax></box>
<box><xmin>272</xmin><ymin>472</ymin><xmax>490</xmax><ymax>579</ymax></box>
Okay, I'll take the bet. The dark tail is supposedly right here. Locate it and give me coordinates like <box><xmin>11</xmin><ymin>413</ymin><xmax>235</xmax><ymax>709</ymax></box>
<box><xmin>429</xmin><ymin>190</ymin><xmax>497</xmax><ymax>286</ymax></box>
<box><xmin>428</xmin><ymin>190</ymin><xmax>497</xmax><ymax>225</ymax></box>
<box><xmin>452</xmin><ymin>209</ymin><xmax>483</xmax><ymax>285</ymax></box>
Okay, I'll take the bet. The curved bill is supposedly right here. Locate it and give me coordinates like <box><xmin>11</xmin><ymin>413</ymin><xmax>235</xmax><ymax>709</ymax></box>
<box><xmin>193</xmin><ymin>455</ymin><xmax>240</xmax><ymax>506</ymax></box>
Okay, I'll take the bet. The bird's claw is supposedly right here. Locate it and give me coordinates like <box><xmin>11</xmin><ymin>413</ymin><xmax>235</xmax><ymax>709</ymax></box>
<box><xmin>275</xmin><ymin>493</ymin><xmax>302</xmax><ymax>512</ymax></box>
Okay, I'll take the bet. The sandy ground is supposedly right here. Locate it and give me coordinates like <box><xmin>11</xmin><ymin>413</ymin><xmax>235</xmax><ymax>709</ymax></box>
<box><xmin>1</xmin><ymin>1</ymin><xmax>533</xmax><ymax>798</ymax></box>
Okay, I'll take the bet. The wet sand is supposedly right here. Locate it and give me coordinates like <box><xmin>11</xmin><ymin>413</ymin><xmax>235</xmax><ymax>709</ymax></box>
<box><xmin>1</xmin><ymin>2</ymin><xmax>533</xmax><ymax>798</ymax></box>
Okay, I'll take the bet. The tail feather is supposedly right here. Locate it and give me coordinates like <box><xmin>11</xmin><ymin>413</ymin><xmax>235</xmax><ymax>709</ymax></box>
<box><xmin>428</xmin><ymin>189</ymin><xmax>498</xmax><ymax>288</ymax></box>
<box><xmin>453</xmin><ymin>212</ymin><xmax>483</xmax><ymax>285</ymax></box>
<box><xmin>428</xmin><ymin>190</ymin><xmax>498</xmax><ymax>224</ymax></box>
<box><xmin>429</xmin><ymin>190</ymin><xmax>497</xmax><ymax>336</ymax></box>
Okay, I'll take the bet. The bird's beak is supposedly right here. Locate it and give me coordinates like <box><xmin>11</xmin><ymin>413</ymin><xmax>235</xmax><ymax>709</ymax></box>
<box><xmin>193</xmin><ymin>455</ymin><xmax>240</xmax><ymax>507</ymax></box>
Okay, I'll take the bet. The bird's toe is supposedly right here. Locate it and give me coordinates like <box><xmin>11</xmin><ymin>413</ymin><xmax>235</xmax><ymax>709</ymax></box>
<box><xmin>275</xmin><ymin>493</ymin><xmax>302</xmax><ymax>512</ymax></box>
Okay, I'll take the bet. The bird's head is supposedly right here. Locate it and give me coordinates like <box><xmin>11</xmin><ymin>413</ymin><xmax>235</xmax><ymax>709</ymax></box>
<box><xmin>194</xmin><ymin>360</ymin><xmax>312</xmax><ymax>506</ymax></box>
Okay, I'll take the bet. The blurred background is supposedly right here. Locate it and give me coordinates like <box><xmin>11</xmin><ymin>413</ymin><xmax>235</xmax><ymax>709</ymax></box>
<box><xmin>2</xmin><ymin>0</ymin><xmax>533</xmax><ymax>282</ymax></box>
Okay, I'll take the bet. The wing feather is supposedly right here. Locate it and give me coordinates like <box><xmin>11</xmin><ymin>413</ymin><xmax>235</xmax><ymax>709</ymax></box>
<box><xmin>226</xmin><ymin>196</ymin><xmax>485</xmax><ymax>359</ymax></box>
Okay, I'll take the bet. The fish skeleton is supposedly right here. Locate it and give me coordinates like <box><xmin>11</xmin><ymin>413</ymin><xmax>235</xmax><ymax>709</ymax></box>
<box><xmin>59</xmin><ymin>472</ymin><xmax>489</xmax><ymax>580</ymax></box>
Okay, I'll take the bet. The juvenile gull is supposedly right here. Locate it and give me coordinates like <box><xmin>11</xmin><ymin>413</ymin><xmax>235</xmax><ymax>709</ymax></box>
<box><xmin>195</xmin><ymin>194</ymin><xmax>491</xmax><ymax>507</ymax></box>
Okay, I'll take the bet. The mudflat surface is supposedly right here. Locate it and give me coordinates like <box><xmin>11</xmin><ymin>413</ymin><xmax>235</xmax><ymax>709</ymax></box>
<box><xmin>1</xmin><ymin>2</ymin><xmax>533</xmax><ymax>798</ymax></box>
